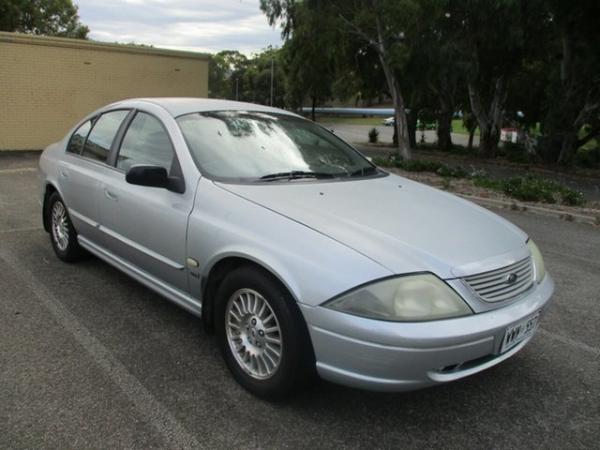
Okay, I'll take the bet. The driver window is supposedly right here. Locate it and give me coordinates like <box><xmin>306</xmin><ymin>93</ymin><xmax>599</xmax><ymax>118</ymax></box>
<box><xmin>117</xmin><ymin>112</ymin><xmax>175</xmax><ymax>173</ymax></box>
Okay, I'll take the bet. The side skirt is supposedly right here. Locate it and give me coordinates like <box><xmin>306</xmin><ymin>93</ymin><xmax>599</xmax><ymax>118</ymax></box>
<box><xmin>78</xmin><ymin>235</ymin><xmax>203</xmax><ymax>317</ymax></box>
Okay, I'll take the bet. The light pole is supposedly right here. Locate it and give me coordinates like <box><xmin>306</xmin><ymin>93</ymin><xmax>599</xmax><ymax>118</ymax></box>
<box><xmin>235</xmin><ymin>77</ymin><xmax>239</xmax><ymax>101</ymax></box>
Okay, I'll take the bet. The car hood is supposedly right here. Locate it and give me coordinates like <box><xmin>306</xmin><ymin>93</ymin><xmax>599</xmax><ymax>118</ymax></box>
<box><xmin>216</xmin><ymin>174</ymin><xmax>528</xmax><ymax>279</ymax></box>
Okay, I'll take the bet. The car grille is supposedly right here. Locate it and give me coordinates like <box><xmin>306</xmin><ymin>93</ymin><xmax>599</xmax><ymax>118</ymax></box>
<box><xmin>462</xmin><ymin>257</ymin><xmax>534</xmax><ymax>303</ymax></box>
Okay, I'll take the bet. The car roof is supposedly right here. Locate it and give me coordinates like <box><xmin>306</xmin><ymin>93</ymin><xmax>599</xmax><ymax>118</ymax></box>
<box><xmin>107</xmin><ymin>97</ymin><xmax>301</xmax><ymax>119</ymax></box>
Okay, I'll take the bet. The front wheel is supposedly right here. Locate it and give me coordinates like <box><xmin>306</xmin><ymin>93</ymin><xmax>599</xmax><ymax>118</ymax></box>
<box><xmin>46</xmin><ymin>192</ymin><xmax>85</xmax><ymax>262</ymax></box>
<box><xmin>215</xmin><ymin>266</ymin><xmax>314</xmax><ymax>399</ymax></box>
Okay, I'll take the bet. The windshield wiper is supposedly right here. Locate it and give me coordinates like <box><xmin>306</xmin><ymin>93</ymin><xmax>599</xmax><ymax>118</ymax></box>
<box><xmin>348</xmin><ymin>166</ymin><xmax>378</xmax><ymax>177</ymax></box>
<box><xmin>258</xmin><ymin>170</ymin><xmax>336</xmax><ymax>181</ymax></box>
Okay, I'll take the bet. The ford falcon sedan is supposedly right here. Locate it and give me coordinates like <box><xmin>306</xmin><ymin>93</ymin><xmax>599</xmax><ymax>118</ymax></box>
<box><xmin>39</xmin><ymin>98</ymin><xmax>554</xmax><ymax>399</ymax></box>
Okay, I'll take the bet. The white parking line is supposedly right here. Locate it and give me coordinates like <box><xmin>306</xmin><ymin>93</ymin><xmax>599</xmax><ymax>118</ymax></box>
<box><xmin>0</xmin><ymin>167</ymin><xmax>37</xmax><ymax>174</ymax></box>
<box><xmin>538</xmin><ymin>328</ymin><xmax>600</xmax><ymax>356</ymax></box>
<box><xmin>0</xmin><ymin>248</ymin><xmax>204</xmax><ymax>450</ymax></box>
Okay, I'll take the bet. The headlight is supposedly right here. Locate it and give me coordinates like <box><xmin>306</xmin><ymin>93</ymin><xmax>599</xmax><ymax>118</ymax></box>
<box><xmin>323</xmin><ymin>274</ymin><xmax>472</xmax><ymax>321</ymax></box>
<box><xmin>527</xmin><ymin>239</ymin><xmax>546</xmax><ymax>283</ymax></box>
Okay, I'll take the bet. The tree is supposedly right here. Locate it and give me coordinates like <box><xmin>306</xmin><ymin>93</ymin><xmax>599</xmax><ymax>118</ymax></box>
<box><xmin>242</xmin><ymin>47</ymin><xmax>286</xmax><ymax>107</ymax></box>
<box><xmin>279</xmin><ymin>4</ymin><xmax>335</xmax><ymax>120</ymax></box>
<box><xmin>537</xmin><ymin>0</ymin><xmax>600</xmax><ymax>164</ymax></box>
<box><xmin>0</xmin><ymin>0</ymin><xmax>89</xmax><ymax>38</ymax></box>
<box><xmin>447</xmin><ymin>0</ymin><xmax>540</xmax><ymax>157</ymax></box>
<box><xmin>261</xmin><ymin>0</ymin><xmax>421</xmax><ymax>159</ymax></box>
<box><xmin>417</xmin><ymin>1</ymin><xmax>468</xmax><ymax>152</ymax></box>
<box><xmin>331</xmin><ymin>43</ymin><xmax>387</xmax><ymax>108</ymax></box>
<box><xmin>208</xmin><ymin>50</ymin><xmax>249</xmax><ymax>100</ymax></box>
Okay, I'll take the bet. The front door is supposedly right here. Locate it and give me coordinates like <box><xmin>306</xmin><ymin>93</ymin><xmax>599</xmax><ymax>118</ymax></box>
<box><xmin>97</xmin><ymin>111</ymin><xmax>193</xmax><ymax>292</ymax></box>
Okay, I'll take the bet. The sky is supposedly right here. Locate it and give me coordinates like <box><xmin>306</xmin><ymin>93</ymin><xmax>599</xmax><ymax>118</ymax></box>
<box><xmin>75</xmin><ymin>0</ymin><xmax>284</xmax><ymax>55</ymax></box>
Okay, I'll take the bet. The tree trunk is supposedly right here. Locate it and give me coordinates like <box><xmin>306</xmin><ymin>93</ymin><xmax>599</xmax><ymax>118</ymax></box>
<box><xmin>373</xmin><ymin>4</ymin><xmax>411</xmax><ymax>159</ymax></box>
<box><xmin>479</xmin><ymin>125</ymin><xmax>501</xmax><ymax>157</ymax></box>
<box><xmin>436</xmin><ymin>110</ymin><xmax>453</xmax><ymax>151</ymax></box>
<box><xmin>468</xmin><ymin>78</ymin><xmax>506</xmax><ymax>158</ymax></box>
<box><xmin>311</xmin><ymin>95</ymin><xmax>316</xmax><ymax>122</ymax></box>
<box><xmin>557</xmin><ymin>131</ymin><xmax>579</xmax><ymax>165</ymax></box>
<box><xmin>467</xmin><ymin>129</ymin><xmax>475</xmax><ymax>152</ymax></box>
<box><xmin>407</xmin><ymin>109</ymin><xmax>417</xmax><ymax>149</ymax></box>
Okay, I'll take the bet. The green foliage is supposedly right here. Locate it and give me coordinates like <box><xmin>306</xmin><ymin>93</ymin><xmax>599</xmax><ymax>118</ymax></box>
<box><xmin>278</xmin><ymin>4</ymin><xmax>336</xmax><ymax>113</ymax></box>
<box><xmin>460</xmin><ymin>114</ymin><xmax>478</xmax><ymax>136</ymax></box>
<box><xmin>499</xmin><ymin>142</ymin><xmax>532</xmax><ymax>164</ymax></box>
<box><xmin>258</xmin><ymin>0</ymin><xmax>600</xmax><ymax>165</ymax></box>
<box><xmin>368</xmin><ymin>128</ymin><xmax>379</xmax><ymax>143</ymax></box>
<box><xmin>473</xmin><ymin>175</ymin><xmax>585</xmax><ymax>206</ymax></box>
<box><xmin>208</xmin><ymin>48</ymin><xmax>286</xmax><ymax>107</ymax></box>
<box><xmin>0</xmin><ymin>0</ymin><xmax>89</xmax><ymax>38</ymax></box>
<box><xmin>373</xmin><ymin>157</ymin><xmax>584</xmax><ymax>206</ymax></box>
<box><xmin>209</xmin><ymin>50</ymin><xmax>248</xmax><ymax>99</ymax></box>
<box><xmin>536</xmin><ymin>0</ymin><xmax>600</xmax><ymax>164</ymax></box>
<box><xmin>373</xmin><ymin>157</ymin><xmax>466</xmax><ymax>178</ymax></box>
<box><xmin>574</xmin><ymin>143</ymin><xmax>600</xmax><ymax>169</ymax></box>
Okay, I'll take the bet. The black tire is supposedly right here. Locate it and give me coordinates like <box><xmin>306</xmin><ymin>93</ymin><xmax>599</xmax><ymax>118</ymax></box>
<box><xmin>46</xmin><ymin>192</ymin><xmax>85</xmax><ymax>262</ymax></box>
<box><xmin>215</xmin><ymin>265</ymin><xmax>315</xmax><ymax>400</ymax></box>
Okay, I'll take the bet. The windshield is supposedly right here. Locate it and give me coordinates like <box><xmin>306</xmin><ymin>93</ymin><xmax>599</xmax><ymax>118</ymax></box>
<box><xmin>176</xmin><ymin>111</ymin><xmax>378</xmax><ymax>182</ymax></box>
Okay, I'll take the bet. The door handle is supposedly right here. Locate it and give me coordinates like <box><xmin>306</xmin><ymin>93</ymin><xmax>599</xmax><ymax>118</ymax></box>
<box><xmin>104</xmin><ymin>188</ymin><xmax>118</xmax><ymax>201</ymax></box>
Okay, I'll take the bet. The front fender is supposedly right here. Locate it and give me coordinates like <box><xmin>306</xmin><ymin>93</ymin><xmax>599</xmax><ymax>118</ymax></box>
<box><xmin>187</xmin><ymin>179</ymin><xmax>391</xmax><ymax>307</ymax></box>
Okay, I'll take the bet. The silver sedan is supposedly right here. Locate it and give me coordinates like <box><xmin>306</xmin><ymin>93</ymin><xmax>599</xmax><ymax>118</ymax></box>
<box><xmin>39</xmin><ymin>98</ymin><xmax>554</xmax><ymax>399</ymax></box>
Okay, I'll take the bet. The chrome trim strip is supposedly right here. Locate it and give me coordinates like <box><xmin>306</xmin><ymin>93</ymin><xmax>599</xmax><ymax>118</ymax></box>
<box><xmin>98</xmin><ymin>225</ymin><xmax>185</xmax><ymax>270</ymax></box>
<box><xmin>68</xmin><ymin>208</ymin><xmax>100</xmax><ymax>228</ymax></box>
<box><xmin>78</xmin><ymin>235</ymin><xmax>201</xmax><ymax>317</ymax></box>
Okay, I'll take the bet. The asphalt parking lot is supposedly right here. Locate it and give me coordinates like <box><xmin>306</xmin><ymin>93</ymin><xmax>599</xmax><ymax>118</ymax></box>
<box><xmin>1</xmin><ymin>152</ymin><xmax>599</xmax><ymax>449</ymax></box>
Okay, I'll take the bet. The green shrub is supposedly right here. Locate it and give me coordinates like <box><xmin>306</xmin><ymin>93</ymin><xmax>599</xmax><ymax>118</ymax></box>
<box><xmin>472</xmin><ymin>176</ymin><xmax>502</xmax><ymax>190</ymax></box>
<box><xmin>502</xmin><ymin>177</ymin><xmax>556</xmax><ymax>203</ymax></box>
<box><xmin>501</xmin><ymin>142</ymin><xmax>532</xmax><ymax>164</ymax></box>
<box><xmin>574</xmin><ymin>143</ymin><xmax>600</xmax><ymax>169</ymax></box>
<box><xmin>436</xmin><ymin>165</ymin><xmax>468</xmax><ymax>178</ymax></box>
<box><xmin>396</xmin><ymin>159</ymin><xmax>442</xmax><ymax>172</ymax></box>
<box><xmin>560</xmin><ymin>189</ymin><xmax>585</xmax><ymax>206</ymax></box>
<box><xmin>475</xmin><ymin>175</ymin><xmax>584</xmax><ymax>206</ymax></box>
<box><xmin>368</xmin><ymin>127</ymin><xmax>379</xmax><ymax>143</ymax></box>
<box><xmin>372</xmin><ymin>157</ymin><xmax>585</xmax><ymax>206</ymax></box>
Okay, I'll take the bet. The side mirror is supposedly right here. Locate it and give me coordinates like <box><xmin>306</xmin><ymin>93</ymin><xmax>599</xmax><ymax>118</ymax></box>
<box><xmin>125</xmin><ymin>165</ymin><xmax>184</xmax><ymax>193</ymax></box>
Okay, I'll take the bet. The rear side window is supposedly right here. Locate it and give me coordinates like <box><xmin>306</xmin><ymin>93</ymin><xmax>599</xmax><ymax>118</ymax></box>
<box><xmin>117</xmin><ymin>112</ymin><xmax>175</xmax><ymax>172</ymax></box>
<box><xmin>67</xmin><ymin>120</ymin><xmax>92</xmax><ymax>154</ymax></box>
<box><xmin>82</xmin><ymin>110</ymin><xmax>129</xmax><ymax>163</ymax></box>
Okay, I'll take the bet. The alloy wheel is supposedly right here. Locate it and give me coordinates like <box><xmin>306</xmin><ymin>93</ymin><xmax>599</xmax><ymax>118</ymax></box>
<box><xmin>51</xmin><ymin>200</ymin><xmax>69</xmax><ymax>251</ymax></box>
<box><xmin>225</xmin><ymin>288</ymin><xmax>283</xmax><ymax>380</ymax></box>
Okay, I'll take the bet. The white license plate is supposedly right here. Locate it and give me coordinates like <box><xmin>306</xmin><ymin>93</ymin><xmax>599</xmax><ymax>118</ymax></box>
<box><xmin>500</xmin><ymin>312</ymin><xmax>540</xmax><ymax>353</ymax></box>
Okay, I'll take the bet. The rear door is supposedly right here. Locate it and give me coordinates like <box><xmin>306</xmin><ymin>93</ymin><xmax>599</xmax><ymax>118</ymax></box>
<box><xmin>97</xmin><ymin>110</ymin><xmax>194</xmax><ymax>292</ymax></box>
<box><xmin>59</xmin><ymin>110</ymin><xmax>130</xmax><ymax>242</ymax></box>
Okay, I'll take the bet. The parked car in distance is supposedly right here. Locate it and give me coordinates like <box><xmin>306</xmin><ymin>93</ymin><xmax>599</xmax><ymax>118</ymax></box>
<box><xmin>382</xmin><ymin>116</ymin><xmax>395</xmax><ymax>126</ymax></box>
<box><xmin>39</xmin><ymin>98</ymin><xmax>554</xmax><ymax>399</ymax></box>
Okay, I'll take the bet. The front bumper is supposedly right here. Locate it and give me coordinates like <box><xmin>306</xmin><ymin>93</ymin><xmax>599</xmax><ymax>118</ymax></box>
<box><xmin>300</xmin><ymin>274</ymin><xmax>554</xmax><ymax>391</ymax></box>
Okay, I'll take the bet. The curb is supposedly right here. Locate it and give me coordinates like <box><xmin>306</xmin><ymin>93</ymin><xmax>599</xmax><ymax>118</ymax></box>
<box><xmin>457</xmin><ymin>194</ymin><xmax>599</xmax><ymax>226</ymax></box>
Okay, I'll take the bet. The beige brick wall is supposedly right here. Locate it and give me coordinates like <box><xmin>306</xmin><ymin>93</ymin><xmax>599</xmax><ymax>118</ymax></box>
<box><xmin>0</xmin><ymin>32</ymin><xmax>209</xmax><ymax>150</ymax></box>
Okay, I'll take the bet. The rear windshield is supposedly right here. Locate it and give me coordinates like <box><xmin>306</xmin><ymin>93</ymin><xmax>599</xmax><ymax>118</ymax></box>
<box><xmin>176</xmin><ymin>111</ymin><xmax>378</xmax><ymax>182</ymax></box>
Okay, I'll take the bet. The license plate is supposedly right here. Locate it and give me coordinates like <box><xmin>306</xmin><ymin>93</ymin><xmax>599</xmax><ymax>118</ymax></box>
<box><xmin>500</xmin><ymin>312</ymin><xmax>540</xmax><ymax>353</ymax></box>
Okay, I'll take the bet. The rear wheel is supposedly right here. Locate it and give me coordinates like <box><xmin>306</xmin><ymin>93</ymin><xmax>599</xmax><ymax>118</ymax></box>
<box><xmin>215</xmin><ymin>266</ymin><xmax>314</xmax><ymax>399</ymax></box>
<box><xmin>46</xmin><ymin>192</ymin><xmax>85</xmax><ymax>262</ymax></box>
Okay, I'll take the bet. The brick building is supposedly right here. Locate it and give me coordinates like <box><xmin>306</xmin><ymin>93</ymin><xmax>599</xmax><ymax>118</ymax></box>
<box><xmin>0</xmin><ymin>32</ymin><xmax>209</xmax><ymax>150</ymax></box>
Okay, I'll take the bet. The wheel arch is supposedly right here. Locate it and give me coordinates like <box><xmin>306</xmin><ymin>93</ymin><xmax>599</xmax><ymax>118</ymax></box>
<box><xmin>42</xmin><ymin>183</ymin><xmax>59</xmax><ymax>232</ymax></box>
<box><xmin>201</xmin><ymin>254</ymin><xmax>302</xmax><ymax>333</ymax></box>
